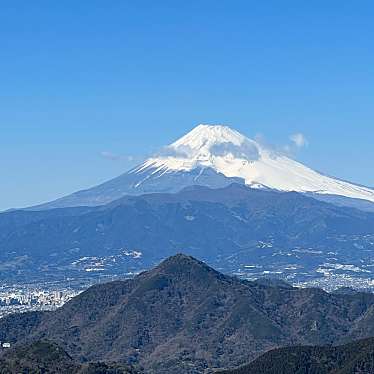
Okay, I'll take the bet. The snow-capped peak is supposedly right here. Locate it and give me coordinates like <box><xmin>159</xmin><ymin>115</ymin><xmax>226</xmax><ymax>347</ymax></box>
<box><xmin>136</xmin><ymin>124</ymin><xmax>262</xmax><ymax>172</ymax></box>
<box><xmin>167</xmin><ymin>124</ymin><xmax>261</xmax><ymax>161</ymax></box>
<box><xmin>166</xmin><ymin>124</ymin><xmax>260</xmax><ymax>161</ymax></box>
<box><xmin>32</xmin><ymin>123</ymin><xmax>374</xmax><ymax>210</ymax></box>
<box><xmin>171</xmin><ymin>124</ymin><xmax>246</xmax><ymax>150</ymax></box>
<box><xmin>135</xmin><ymin>124</ymin><xmax>374</xmax><ymax>203</ymax></box>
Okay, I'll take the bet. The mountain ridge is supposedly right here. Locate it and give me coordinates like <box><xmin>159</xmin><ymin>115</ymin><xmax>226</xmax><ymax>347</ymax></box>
<box><xmin>1</xmin><ymin>183</ymin><xmax>374</xmax><ymax>283</ymax></box>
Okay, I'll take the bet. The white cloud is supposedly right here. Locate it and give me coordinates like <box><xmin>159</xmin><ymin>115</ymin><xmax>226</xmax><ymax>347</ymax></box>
<box><xmin>100</xmin><ymin>151</ymin><xmax>121</xmax><ymax>161</ymax></box>
<box><xmin>100</xmin><ymin>151</ymin><xmax>136</xmax><ymax>162</ymax></box>
<box><xmin>289</xmin><ymin>133</ymin><xmax>308</xmax><ymax>148</ymax></box>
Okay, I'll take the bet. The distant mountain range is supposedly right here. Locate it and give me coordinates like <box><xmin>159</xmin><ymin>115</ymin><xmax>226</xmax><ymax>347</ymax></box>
<box><xmin>30</xmin><ymin>124</ymin><xmax>374</xmax><ymax>211</ymax></box>
<box><xmin>3</xmin><ymin>254</ymin><xmax>374</xmax><ymax>373</ymax></box>
<box><xmin>1</xmin><ymin>184</ymin><xmax>374</xmax><ymax>283</ymax></box>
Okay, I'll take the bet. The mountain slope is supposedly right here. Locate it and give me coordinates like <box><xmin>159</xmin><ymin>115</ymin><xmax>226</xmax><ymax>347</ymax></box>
<box><xmin>219</xmin><ymin>338</ymin><xmax>374</xmax><ymax>374</ymax></box>
<box><xmin>1</xmin><ymin>184</ymin><xmax>374</xmax><ymax>282</ymax></box>
<box><xmin>31</xmin><ymin>124</ymin><xmax>374</xmax><ymax>210</ymax></box>
<box><xmin>31</xmin><ymin>166</ymin><xmax>245</xmax><ymax>210</ymax></box>
<box><xmin>0</xmin><ymin>340</ymin><xmax>139</xmax><ymax>373</ymax></box>
<box><xmin>2</xmin><ymin>255</ymin><xmax>374</xmax><ymax>373</ymax></box>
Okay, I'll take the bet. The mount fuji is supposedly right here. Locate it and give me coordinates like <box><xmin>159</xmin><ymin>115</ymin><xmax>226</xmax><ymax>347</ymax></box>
<box><xmin>33</xmin><ymin>124</ymin><xmax>374</xmax><ymax>211</ymax></box>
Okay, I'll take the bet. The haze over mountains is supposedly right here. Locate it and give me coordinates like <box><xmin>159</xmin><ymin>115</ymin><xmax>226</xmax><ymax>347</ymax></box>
<box><xmin>1</xmin><ymin>184</ymin><xmax>374</xmax><ymax>286</ymax></box>
<box><xmin>31</xmin><ymin>125</ymin><xmax>374</xmax><ymax>211</ymax></box>
<box><xmin>3</xmin><ymin>254</ymin><xmax>374</xmax><ymax>373</ymax></box>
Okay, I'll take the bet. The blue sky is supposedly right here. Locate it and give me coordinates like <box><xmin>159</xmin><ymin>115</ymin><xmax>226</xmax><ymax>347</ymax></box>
<box><xmin>1</xmin><ymin>1</ymin><xmax>373</xmax><ymax>210</ymax></box>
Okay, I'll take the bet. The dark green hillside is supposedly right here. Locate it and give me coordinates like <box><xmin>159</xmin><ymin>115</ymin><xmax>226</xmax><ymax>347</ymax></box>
<box><xmin>0</xmin><ymin>340</ymin><xmax>138</xmax><ymax>373</ymax></box>
<box><xmin>219</xmin><ymin>337</ymin><xmax>374</xmax><ymax>374</ymax></box>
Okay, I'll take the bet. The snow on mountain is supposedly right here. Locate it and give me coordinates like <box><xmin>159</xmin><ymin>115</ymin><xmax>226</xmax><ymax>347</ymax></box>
<box><xmin>29</xmin><ymin>124</ymin><xmax>374</xmax><ymax>210</ymax></box>
<box><xmin>133</xmin><ymin>124</ymin><xmax>374</xmax><ymax>203</ymax></box>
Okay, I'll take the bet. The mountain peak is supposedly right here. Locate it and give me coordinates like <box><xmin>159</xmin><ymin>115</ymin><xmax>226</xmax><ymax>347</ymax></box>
<box><xmin>148</xmin><ymin>253</ymin><xmax>224</xmax><ymax>281</ymax></box>
<box><xmin>171</xmin><ymin>124</ymin><xmax>247</xmax><ymax>150</ymax></box>
<box><xmin>135</xmin><ymin>124</ymin><xmax>374</xmax><ymax>204</ymax></box>
<box><xmin>155</xmin><ymin>253</ymin><xmax>210</xmax><ymax>272</ymax></box>
<box><xmin>136</xmin><ymin>124</ymin><xmax>261</xmax><ymax>174</ymax></box>
<box><xmin>169</xmin><ymin>124</ymin><xmax>252</xmax><ymax>158</ymax></box>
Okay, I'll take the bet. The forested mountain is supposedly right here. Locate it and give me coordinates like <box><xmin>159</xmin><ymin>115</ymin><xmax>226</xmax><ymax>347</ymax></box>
<box><xmin>2</xmin><ymin>255</ymin><xmax>374</xmax><ymax>372</ymax></box>
<box><xmin>219</xmin><ymin>337</ymin><xmax>374</xmax><ymax>374</ymax></box>
<box><xmin>0</xmin><ymin>340</ymin><xmax>138</xmax><ymax>374</ymax></box>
